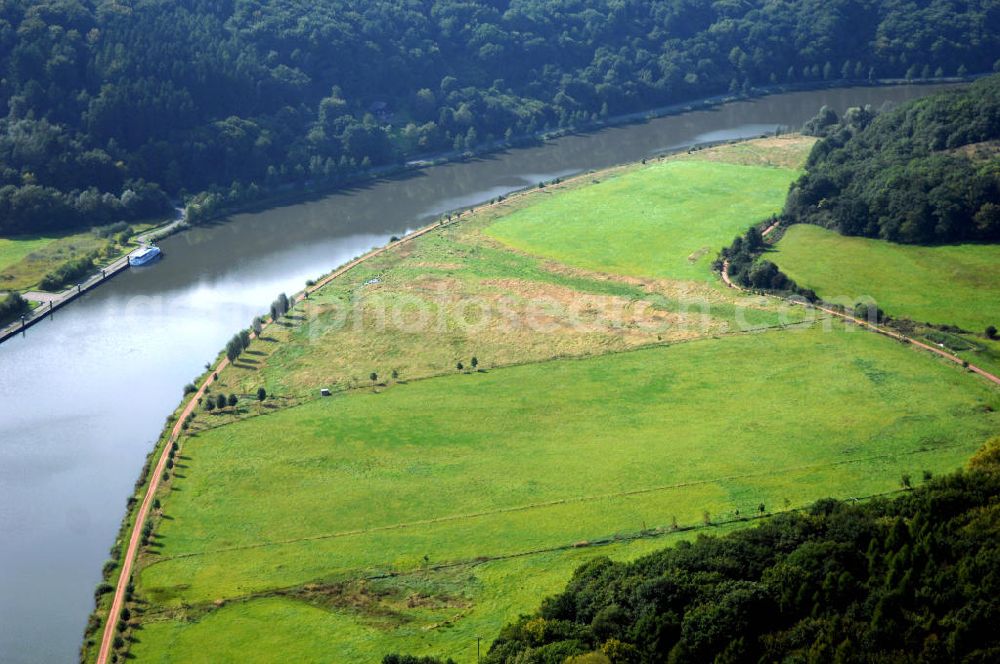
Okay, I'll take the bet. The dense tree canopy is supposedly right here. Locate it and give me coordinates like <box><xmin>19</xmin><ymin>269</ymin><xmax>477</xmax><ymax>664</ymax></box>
<box><xmin>398</xmin><ymin>438</ymin><xmax>1000</xmax><ymax>664</ymax></box>
<box><xmin>2</xmin><ymin>0</ymin><xmax>999</xmax><ymax>234</ymax></box>
<box><xmin>786</xmin><ymin>74</ymin><xmax>1000</xmax><ymax>244</ymax></box>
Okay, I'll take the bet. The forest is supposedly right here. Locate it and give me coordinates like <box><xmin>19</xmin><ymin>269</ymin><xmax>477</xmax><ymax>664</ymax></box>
<box><xmin>3</xmin><ymin>0</ymin><xmax>1000</xmax><ymax>234</ymax></box>
<box><xmin>786</xmin><ymin>73</ymin><xmax>1000</xmax><ymax>244</ymax></box>
<box><xmin>391</xmin><ymin>438</ymin><xmax>1000</xmax><ymax>663</ymax></box>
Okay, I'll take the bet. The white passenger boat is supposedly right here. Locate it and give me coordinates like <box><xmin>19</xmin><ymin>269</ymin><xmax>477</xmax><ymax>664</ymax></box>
<box><xmin>128</xmin><ymin>246</ymin><xmax>162</xmax><ymax>266</ymax></box>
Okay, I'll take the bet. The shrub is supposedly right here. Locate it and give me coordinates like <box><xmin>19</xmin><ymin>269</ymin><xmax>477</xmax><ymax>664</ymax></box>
<box><xmin>852</xmin><ymin>302</ymin><xmax>885</xmax><ymax>324</ymax></box>
<box><xmin>0</xmin><ymin>291</ymin><xmax>28</xmax><ymax>324</ymax></box>
<box><xmin>39</xmin><ymin>252</ymin><xmax>98</xmax><ymax>291</ymax></box>
<box><xmin>92</xmin><ymin>221</ymin><xmax>131</xmax><ymax>239</ymax></box>
<box><xmin>94</xmin><ymin>583</ymin><xmax>114</xmax><ymax>601</ymax></box>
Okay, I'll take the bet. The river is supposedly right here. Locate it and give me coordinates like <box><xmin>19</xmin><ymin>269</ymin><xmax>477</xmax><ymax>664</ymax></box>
<box><xmin>0</xmin><ymin>83</ymin><xmax>958</xmax><ymax>662</ymax></box>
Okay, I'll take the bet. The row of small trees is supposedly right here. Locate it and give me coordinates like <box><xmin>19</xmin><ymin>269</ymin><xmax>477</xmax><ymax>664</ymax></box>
<box><xmin>203</xmin><ymin>388</ymin><xmax>267</xmax><ymax>412</ymax></box>
<box><xmin>269</xmin><ymin>292</ymin><xmax>291</xmax><ymax>321</ymax></box>
<box><xmin>368</xmin><ymin>357</ymin><xmax>481</xmax><ymax>389</ymax></box>
<box><xmin>225</xmin><ymin>329</ymin><xmax>252</xmax><ymax>362</ymax></box>
<box><xmin>227</xmin><ymin>292</ymin><xmax>290</xmax><ymax>364</ymax></box>
<box><xmin>205</xmin><ymin>393</ymin><xmax>238</xmax><ymax>411</ymax></box>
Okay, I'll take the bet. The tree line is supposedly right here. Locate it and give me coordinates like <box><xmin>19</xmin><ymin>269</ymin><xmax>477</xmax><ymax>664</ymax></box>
<box><xmin>714</xmin><ymin>223</ymin><xmax>816</xmax><ymax>300</ymax></box>
<box><xmin>389</xmin><ymin>437</ymin><xmax>1000</xmax><ymax>663</ymax></box>
<box><xmin>2</xmin><ymin>0</ymin><xmax>999</xmax><ymax>235</ymax></box>
<box><xmin>786</xmin><ymin>74</ymin><xmax>1000</xmax><ymax>244</ymax></box>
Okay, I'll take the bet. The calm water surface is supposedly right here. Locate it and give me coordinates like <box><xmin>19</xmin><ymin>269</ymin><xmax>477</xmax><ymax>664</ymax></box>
<box><xmin>0</xmin><ymin>84</ymin><xmax>958</xmax><ymax>662</ymax></box>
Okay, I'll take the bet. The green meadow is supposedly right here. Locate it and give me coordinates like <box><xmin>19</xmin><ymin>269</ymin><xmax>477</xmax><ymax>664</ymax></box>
<box><xmin>773</xmin><ymin>224</ymin><xmax>1000</xmax><ymax>332</ymax></box>
<box><xmin>0</xmin><ymin>220</ymin><xmax>163</xmax><ymax>293</ymax></box>
<box><xmin>122</xmin><ymin>137</ymin><xmax>999</xmax><ymax>663</ymax></box>
<box><xmin>0</xmin><ymin>235</ymin><xmax>57</xmax><ymax>273</ymax></box>
<box><xmin>132</xmin><ymin>323</ymin><xmax>998</xmax><ymax>661</ymax></box>
<box><xmin>485</xmin><ymin>159</ymin><xmax>797</xmax><ymax>280</ymax></box>
<box><xmin>131</xmin><ymin>532</ymin><xmax>714</xmax><ymax>664</ymax></box>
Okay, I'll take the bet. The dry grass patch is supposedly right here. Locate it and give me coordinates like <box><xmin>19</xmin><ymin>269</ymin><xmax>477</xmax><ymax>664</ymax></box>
<box><xmin>674</xmin><ymin>135</ymin><xmax>817</xmax><ymax>169</ymax></box>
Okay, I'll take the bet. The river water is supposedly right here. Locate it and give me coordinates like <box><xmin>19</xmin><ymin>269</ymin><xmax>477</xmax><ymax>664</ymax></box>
<box><xmin>0</xmin><ymin>84</ymin><xmax>958</xmax><ymax>662</ymax></box>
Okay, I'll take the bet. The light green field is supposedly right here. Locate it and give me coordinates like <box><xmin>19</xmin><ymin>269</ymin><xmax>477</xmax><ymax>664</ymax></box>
<box><xmin>773</xmin><ymin>224</ymin><xmax>1000</xmax><ymax>332</ymax></box>
<box><xmin>131</xmin><ymin>534</ymin><xmax>695</xmax><ymax>664</ymax></box>
<box><xmin>485</xmin><ymin>159</ymin><xmax>797</xmax><ymax>280</ymax></box>
<box><xmin>0</xmin><ymin>235</ymin><xmax>57</xmax><ymax>274</ymax></box>
<box><xmin>132</xmin><ymin>323</ymin><xmax>998</xmax><ymax>662</ymax></box>
<box><xmin>120</xmin><ymin>137</ymin><xmax>999</xmax><ymax>664</ymax></box>
<box><xmin>0</xmin><ymin>231</ymin><xmax>115</xmax><ymax>291</ymax></box>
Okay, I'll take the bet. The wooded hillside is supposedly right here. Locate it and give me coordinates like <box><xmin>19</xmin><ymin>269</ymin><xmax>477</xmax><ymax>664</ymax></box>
<box><xmin>3</xmin><ymin>0</ymin><xmax>999</xmax><ymax>234</ymax></box>
<box><xmin>786</xmin><ymin>74</ymin><xmax>1000</xmax><ymax>244</ymax></box>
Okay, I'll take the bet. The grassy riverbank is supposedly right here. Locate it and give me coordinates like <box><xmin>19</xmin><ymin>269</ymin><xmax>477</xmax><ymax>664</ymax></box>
<box><xmin>0</xmin><ymin>220</ymin><xmax>165</xmax><ymax>294</ymax></box>
<box><xmin>107</xmin><ymin>136</ymin><xmax>1000</xmax><ymax>663</ymax></box>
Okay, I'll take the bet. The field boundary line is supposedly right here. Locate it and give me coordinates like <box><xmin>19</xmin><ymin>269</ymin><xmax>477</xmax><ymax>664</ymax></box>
<box><xmin>138</xmin><ymin>485</ymin><xmax>913</xmax><ymax>623</ymax></box>
<box><xmin>144</xmin><ymin>442</ymin><xmax>969</xmax><ymax>566</ymax></box>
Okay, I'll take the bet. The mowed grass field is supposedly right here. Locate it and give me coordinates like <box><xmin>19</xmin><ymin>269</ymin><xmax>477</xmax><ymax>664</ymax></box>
<box><xmin>484</xmin><ymin>159</ymin><xmax>797</xmax><ymax>280</ymax></box>
<box><xmin>773</xmin><ymin>224</ymin><xmax>1000</xmax><ymax>332</ymax></box>
<box><xmin>131</xmin><ymin>322</ymin><xmax>999</xmax><ymax>662</ymax></box>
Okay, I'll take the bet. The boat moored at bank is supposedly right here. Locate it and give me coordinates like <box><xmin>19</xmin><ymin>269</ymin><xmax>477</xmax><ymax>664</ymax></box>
<box><xmin>128</xmin><ymin>246</ymin><xmax>162</xmax><ymax>267</ymax></box>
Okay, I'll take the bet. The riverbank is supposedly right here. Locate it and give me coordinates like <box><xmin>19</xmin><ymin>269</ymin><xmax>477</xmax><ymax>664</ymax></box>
<box><xmin>88</xmin><ymin>134</ymin><xmax>806</xmax><ymax>663</ymax></box>
<box><xmin>0</xmin><ymin>209</ymin><xmax>185</xmax><ymax>346</ymax></box>
<box><xmin>88</xmin><ymin>193</ymin><xmax>453</xmax><ymax>664</ymax></box>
